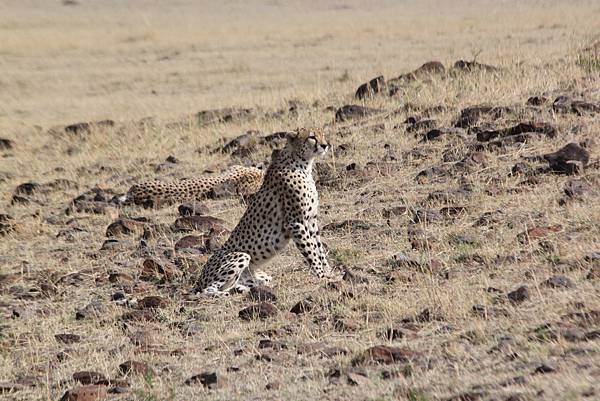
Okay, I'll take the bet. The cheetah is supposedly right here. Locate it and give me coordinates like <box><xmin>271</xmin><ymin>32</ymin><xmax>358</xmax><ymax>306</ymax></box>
<box><xmin>195</xmin><ymin>128</ymin><xmax>333</xmax><ymax>296</ymax></box>
<box><xmin>121</xmin><ymin>165</ymin><xmax>264</xmax><ymax>208</ymax></box>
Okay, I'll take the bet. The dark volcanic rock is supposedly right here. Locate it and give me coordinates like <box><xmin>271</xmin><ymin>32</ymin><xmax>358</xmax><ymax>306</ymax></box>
<box><xmin>453</xmin><ymin>60</ymin><xmax>499</xmax><ymax>72</ymax></box>
<box><xmin>64</xmin><ymin>120</ymin><xmax>115</xmax><ymax>135</ymax></box>
<box><xmin>239</xmin><ymin>303</ymin><xmax>278</xmax><ymax>320</ymax></box>
<box><xmin>185</xmin><ymin>372</ymin><xmax>226</xmax><ymax>389</ymax></box>
<box><xmin>475</xmin><ymin>122</ymin><xmax>556</xmax><ymax>142</ymax></box>
<box><xmin>544</xmin><ymin>275</ymin><xmax>574</xmax><ymax>289</ymax></box>
<box><xmin>507</xmin><ymin>286</ymin><xmax>530</xmax><ymax>305</ymax></box>
<box><xmin>355</xmin><ymin>76</ymin><xmax>386</xmax><ymax>100</ymax></box>
<box><xmin>172</xmin><ymin>215</ymin><xmax>228</xmax><ymax>234</ymax></box>
<box><xmin>178</xmin><ymin>202</ymin><xmax>209</xmax><ymax>216</ymax></box>
<box><xmin>335</xmin><ymin>105</ymin><xmax>382</xmax><ymax>122</ymax></box>
<box><xmin>197</xmin><ymin>108</ymin><xmax>253</xmax><ymax>126</ymax></box>
<box><xmin>543</xmin><ymin>143</ymin><xmax>590</xmax><ymax>174</ymax></box>
<box><xmin>454</xmin><ymin>105</ymin><xmax>511</xmax><ymax>128</ymax></box>
<box><xmin>357</xmin><ymin>345</ymin><xmax>419</xmax><ymax>365</ymax></box>
<box><xmin>0</xmin><ymin>138</ymin><xmax>14</xmax><ymax>150</ymax></box>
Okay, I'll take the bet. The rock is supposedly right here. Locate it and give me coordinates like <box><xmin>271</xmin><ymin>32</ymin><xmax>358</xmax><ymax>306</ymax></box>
<box><xmin>137</xmin><ymin>296</ymin><xmax>169</xmax><ymax>309</ymax></box>
<box><xmin>258</xmin><ymin>339</ymin><xmax>287</xmax><ymax>350</ymax></box>
<box><xmin>396</xmin><ymin>61</ymin><xmax>445</xmax><ymax>82</ymax></box>
<box><xmin>14</xmin><ymin>182</ymin><xmax>39</xmax><ymax>195</ymax></box>
<box><xmin>238</xmin><ymin>303</ymin><xmax>278</xmax><ymax>320</ymax></box>
<box><xmin>60</xmin><ymin>384</ymin><xmax>107</xmax><ymax>401</ymax></box>
<box><xmin>118</xmin><ymin>361</ymin><xmax>155</xmax><ymax>377</ymax></box>
<box><xmin>476</xmin><ymin>122</ymin><xmax>556</xmax><ymax>142</ymax></box>
<box><xmin>0</xmin><ymin>138</ymin><xmax>14</xmax><ymax>150</ymax></box>
<box><xmin>248</xmin><ymin>286</ymin><xmax>277</xmax><ymax>302</ymax></box>
<box><xmin>422</xmin><ymin>127</ymin><xmax>465</xmax><ymax>142</ymax></box>
<box><xmin>517</xmin><ymin>225</ymin><xmax>562</xmax><ymax>244</ymax></box>
<box><xmin>355</xmin><ymin>76</ymin><xmax>386</xmax><ymax>100</ymax></box>
<box><xmin>55</xmin><ymin>333</ymin><xmax>81</xmax><ymax>344</ymax></box>
<box><xmin>544</xmin><ymin>275</ymin><xmax>574</xmax><ymax>289</ymax></box>
<box><xmin>412</xmin><ymin>208</ymin><xmax>442</xmax><ymax>223</ymax></box>
<box><xmin>335</xmin><ymin>105</ymin><xmax>382</xmax><ymax>122</ymax></box>
<box><xmin>174</xmin><ymin>235</ymin><xmax>208</xmax><ymax>252</ymax></box>
<box><xmin>563</xmin><ymin>179</ymin><xmax>596</xmax><ymax>200</ymax></box>
<box><xmin>290</xmin><ymin>298</ymin><xmax>315</xmax><ymax>314</ymax></box>
<box><xmin>297</xmin><ymin>342</ymin><xmax>349</xmax><ymax>357</ymax></box>
<box><xmin>405</xmin><ymin>118</ymin><xmax>437</xmax><ymax>133</ymax></box>
<box><xmin>587</xmin><ymin>265</ymin><xmax>600</xmax><ymax>280</ymax></box>
<box><xmin>527</xmin><ymin>96</ymin><xmax>549</xmax><ymax>106</ymax></box>
<box><xmin>552</xmin><ymin>96</ymin><xmax>600</xmax><ymax>115</ymax></box>
<box><xmin>358</xmin><ymin>345</ymin><xmax>419</xmax><ymax>365</ymax></box>
<box><xmin>196</xmin><ymin>108</ymin><xmax>253</xmax><ymax>126</ymax></box>
<box><xmin>178</xmin><ymin>202</ymin><xmax>209</xmax><ymax>216</ymax></box>
<box><xmin>533</xmin><ymin>363</ymin><xmax>556</xmax><ymax>374</ymax></box>
<box><xmin>453</xmin><ymin>59</ymin><xmax>499</xmax><ymax>72</ymax></box>
<box><xmin>75</xmin><ymin>301</ymin><xmax>105</xmax><ymax>320</ymax></box>
<box><xmin>216</xmin><ymin>131</ymin><xmax>260</xmax><ymax>157</ymax></box>
<box><xmin>333</xmin><ymin>317</ymin><xmax>360</xmax><ymax>332</ymax></box>
<box><xmin>64</xmin><ymin>120</ymin><xmax>115</xmax><ymax>135</ymax></box>
<box><xmin>172</xmin><ymin>215</ymin><xmax>228</xmax><ymax>234</ymax></box>
<box><xmin>0</xmin><ymin>382</ymin><xmax>25</xmax><ymax>393</ymax></box>
<box><xmin>507</xmin><ymin>286</ymin><xmax>529</xmax><ymax>304</ymax></box>
<box><xmin>543</xmin><ymin>143</ymin><xmax>590</xmax><ymax>174</ymax></box>
<box><xmin>185</xmin><ymin>372</ymin><xmax>226</xmax><ymax>389</ymax></box>
<box><xmin>72</xmin><ymin>371</ymin><xmax>108</xmax><ymax>385</ymax></box>
<box><xmin>454</xmin><ymin>105</ymin><xmax>511</xmax><ymax>128</ymax></box>
<box><xmin>140</xmin><ymin>258</ymin><xmax>179</xmax><ymax>282</ymax></box>
<box><xmin>323</xmin><ymin>219</ymin><xmax>371</xmax><ymax>231</ymax></box>
<box><xmin>105</xmin><ymin>218</ymin><xmax>148</xmax><ymax>237</ymax></box>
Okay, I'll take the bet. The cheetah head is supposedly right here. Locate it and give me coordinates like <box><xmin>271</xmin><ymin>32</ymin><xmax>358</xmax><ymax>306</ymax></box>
<box><xmin>286</xmin><ymin>128</ymin><xmax>330</xmax><ymax>159</ymax></box>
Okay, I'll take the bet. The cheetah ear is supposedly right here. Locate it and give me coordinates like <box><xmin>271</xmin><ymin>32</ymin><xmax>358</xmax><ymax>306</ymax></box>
<box><xmin>285</xmin><ymin>130</ymin><xmax>300</xmax><ymax>140</ymax></box>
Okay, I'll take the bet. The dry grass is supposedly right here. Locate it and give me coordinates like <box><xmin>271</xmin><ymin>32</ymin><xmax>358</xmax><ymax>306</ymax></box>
<box><xmin>1</xmin><ymin>1</ymin><xmax>600</xmax><ymax>400</ymax></box>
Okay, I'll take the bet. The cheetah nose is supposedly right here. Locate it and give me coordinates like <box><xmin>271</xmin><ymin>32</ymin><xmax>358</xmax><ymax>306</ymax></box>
<box><xmin>321</xmin><ymin>144</ymin><xmax>329</xmax><ymax>150</ymax></box>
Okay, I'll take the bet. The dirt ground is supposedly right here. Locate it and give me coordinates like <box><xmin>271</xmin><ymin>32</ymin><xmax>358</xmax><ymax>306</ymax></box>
<box><xmin>1</xmin><ymin>1</ymin><xmax>600</xmax><ymax>400</ymax></box>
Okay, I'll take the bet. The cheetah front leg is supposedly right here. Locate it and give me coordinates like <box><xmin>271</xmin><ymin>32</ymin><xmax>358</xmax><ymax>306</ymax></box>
<box><xmin>195</xmin><ymin>251</ymin><xmax>251</xmax><ymax>297</ymax></box>
<box><xmin>287</xmin><ymin>221</ymin><xmax>329</xmax><ymax>278</ymax></box>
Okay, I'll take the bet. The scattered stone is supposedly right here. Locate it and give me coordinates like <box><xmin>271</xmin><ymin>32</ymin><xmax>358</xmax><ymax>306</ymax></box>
<box><xmin>422</xmin><ymin>127</ymin><xmax>465</xmax><ymax>142</ymax></box>
<box><xmin>75</xmin><ymin>301</ymin><xmax>105</xmax><ymax>320</ymax></box>
<box><xmin>136</xmin><ymin>295</ymin><xmax>167</xmax><ymax>309</ymax></box>
<box><xmin>238</xmin><ymin>303</ymin><xmax>278</xmax><ymax>320</ymax></box>
<box><xmin>55</xmin><ymin>333</ymin><xmax>81</xmax><ymax>344</ymax></box>
<box><xmin>174</xmin><ymin>235</ymin><xmax>208</xmax><ymax>252</ymax></box>
<box><xmin>507</xmin><ymin>286</ymin><xmax>529</xmax><ymax>305</ymax></box>
<box><xmin>64</xmin><ymin>120</ymin><xmax>115</xmax><ymax>135</ymax></box>
<box><xmin>476</xmin><ymin>122</ymin><xmax>556</xmax><ymax>142</ymax></box>
<box><xmin>106</xmin><ymin>218</ymin><xmax>148</xmax><ymax>237</ymax></box>
<box><xmin>395</xmin><ymin>61</ymin><xmax>445</xmax><ymax>82</ymax></box>
<box><xmin>14</xmin><ymin>182</ymin><xmax>39</xmax><ymax>195</ymax></box>
<box><xmin>544</xmin><ymin>275</ymin><xmax>574</xmax><ymax>289</ymax></box>
<box><xmin>216</xmin><ymin>131</ymin><xmax>260</xmax><ymax>157</ymax></box>
<box><xmin>140</xmin><ymin>258</ymin><xmax>178</xmax><ymax>282</ymax></box>
<box><xmin>517</xmin><ymin>225</ymin><xmax>562</xmax><ymax>244</ymax></box>
<box><xmin>453</xmin><ymin>59</ymin><xmax>499</xmax><ymax>72</ymax></box>
<box><xmin>196</xmin><ymin>108</ymin><xmax>253</xmax><ymax>126</ymax></box>
<box><xmin>185</xmin><ymin>372</ymin><xmax>226</xmax><ymax>389</ymax></box>
<box><xmin>533</xmin><ymin>363</ymin><xmax>556</xmax><ymax>374</ymax></box>
<box><xmin>290</xmin><ymin>298</ymin><xmax>315</xmax><ymax>314</ymax></box>
<box><xmin>543</xmin><ymin>143</ymin><xmax>590</xmax><ymax>174</ymax></box>
<box><xmin>454</xmin><ymin>105</ymin><xmax>511</xmax><ymax>128</ymax></box>
<box><xmin>355</xmin><ymin>76</ymin><xmax>386</xmax><ymax>100</ymax></box>
<box><xmin>0</xmin><ymin>138</ymin><xmax>14</xmax><ymax>150</ymax></box>
<box><xmin>60</xmin><ymin>384</ymin><xmax>107</xmax><ymax>401</ymax></box>
<box><xmin>357</xmin><ymin>345</ymin><xmax>418</xmax><ymax>365</ymax></box>
<box><xmin>323</xmin><ymin>219</ymin><xmax>371</xmax><ymax>231</ymax></box>
<box><xmin>527</xmin><ymin>96</ymin><xmax>549</xmax><ymax>106</ymax></box>
<box><xmin>248</xmin><ymin>286</ymin><xmax>277</xmax><ymax>302</ymax></box>
<box><xmin>0</xmin><ymin>382</ymin><xmax>24</xmax><ymax>393</ymax></box>
<box><xmin>178</xmin><ymin>202</ymin><xmax>209</xmax><ymax>216</ymax></box>
<box><xmin>72</xmin><ymin>371</ymin><xmax>108</xmax><ymax>385</ymax></box>
<box><xmin>412</xmin><ymin>208</ymin><xmax>443</xmax><ymax>223</ymax></box>
<box><xmin>335</xmin><ymin>105</ymin><xmax>382</xmax><ymax>122</ymax></box>
<box><xmin>172</xmin><ymin>215</ymin><xmax>228</xmax><ymax>234</ymax></box>
<box><xmin>118</xmin><ymin>361</ymin><xmax>155</xmax><ymax>377</ymax></box>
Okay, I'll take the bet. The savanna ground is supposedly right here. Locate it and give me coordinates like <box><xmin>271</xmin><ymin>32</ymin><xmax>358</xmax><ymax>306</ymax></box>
<box><xmin>1</xmin><ymin>0</ymin><xmax>600</xmax><ymax>400</ymax></box>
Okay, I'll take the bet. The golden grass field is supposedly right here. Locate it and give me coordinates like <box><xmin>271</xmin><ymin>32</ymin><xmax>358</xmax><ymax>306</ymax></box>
<box><xmin>1</xmin><ymin>1</ymin><xmax>600</xmax><ymax>400</ymax></box>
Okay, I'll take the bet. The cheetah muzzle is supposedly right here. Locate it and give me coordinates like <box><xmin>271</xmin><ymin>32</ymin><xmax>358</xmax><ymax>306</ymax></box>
<box><xmin>194</xmin><ymin>128</ymin><xmax>334</xmax><ymax>296</ymax></box>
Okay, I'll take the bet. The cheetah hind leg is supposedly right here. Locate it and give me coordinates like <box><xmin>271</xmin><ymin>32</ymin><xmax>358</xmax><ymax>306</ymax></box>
<box><xmin>232</xmin><ymin>268</ymin><xmax>272</xmax><ymax>293</ymax></box>
<box><xmin>200</xmin><ymin>252</ymin><xmax>251</xmax><ymax>297</ymax></box>
<box><xmin>253</xmin><ymin>269</ymin><xmax>272</xmax><ymax>285</ymax></box>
